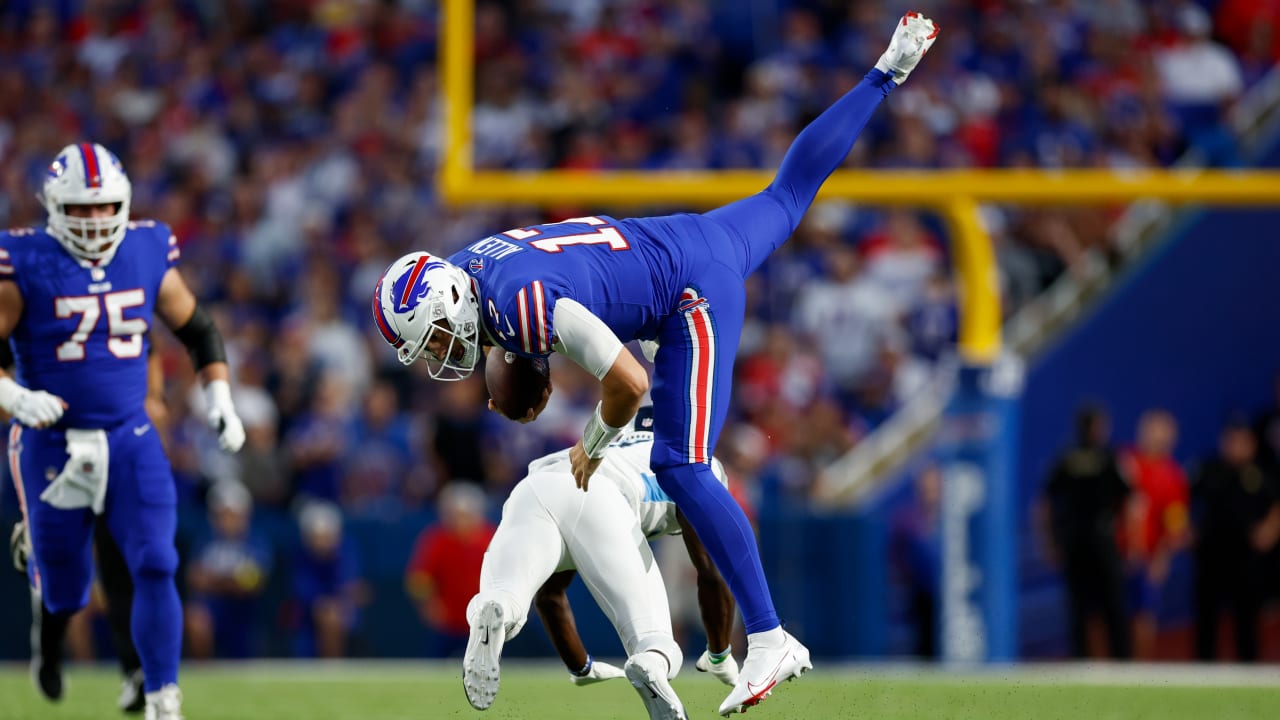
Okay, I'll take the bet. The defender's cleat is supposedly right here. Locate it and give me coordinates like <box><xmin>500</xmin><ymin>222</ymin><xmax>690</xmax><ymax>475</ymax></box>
<box><xmin>143</xmin><ymin>683</ymin><xmax>183</xmax><ymax>720</ymax></box>
<box><xmin>717</xmin><ymin>631</ymin><xmax>811</xmax><ymax>716</ymax></box>
<box><xmin>875</xmin><ymin>11</ymin><xmax>940</xmax><ymax>85</ymax></box>
<box><xmin>463</xmin><ymin>600</ymin><xmax>506</xmax><ymax>710</ymax></box>
<box><xmin>625</xmin><ymin>651</ymin><xmax>687</xmax><ymax>720</ymax></box>
<box><xmin>119</xmin><ymin>669</ymin><xmax>145</xmax><ymax>714</ymax></box>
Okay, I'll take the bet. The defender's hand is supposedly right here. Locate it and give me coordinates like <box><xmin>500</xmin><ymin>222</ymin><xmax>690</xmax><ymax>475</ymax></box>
<box><xmin>0</xmin><ymin>377</ymin><xmax>65</xmax><ymax>428</ymax></box>
<box><xmin>696</xmin><ymin>649</ymin><xmax>740</xmax><ymax>686</ymax></box>
<box><xmin>569</xmin><ymin>440</ymin><xmax>603</xmax><ymax>491</ymax></box>
<box><xmin>205</xmin><ymin>380</ymin><xmax>245</xmax><ymax>453</ymax></box>
<box><xmin>569</xmin><ymin>658</ymin><xmax>625</xmax><ymax>686</ymax></box>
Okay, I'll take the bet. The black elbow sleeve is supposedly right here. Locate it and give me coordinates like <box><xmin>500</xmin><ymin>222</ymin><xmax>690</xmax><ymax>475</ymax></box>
<box><xmin>172</xmin><ymin>304</ymin><xmax>227</xmax><ymax>371</ymax></box>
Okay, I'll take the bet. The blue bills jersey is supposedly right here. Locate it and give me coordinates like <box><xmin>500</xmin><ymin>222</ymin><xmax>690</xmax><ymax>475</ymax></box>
<box><xmin>448</xmin><ymin>215</ymin><xmax>695</xmax><ymax>358</ymax></box>
<box><xmin>0</xmin><ymin>221</ymin><xmax>178</xmax><ymax>428</ymax></box>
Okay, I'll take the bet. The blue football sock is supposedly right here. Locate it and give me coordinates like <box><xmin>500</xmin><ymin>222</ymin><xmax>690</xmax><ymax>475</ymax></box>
<box><xmin>131</xmin><ymin>568</ymin><xmax>181</xmax><ymax>690</ymax></box>
<box><xmin>767</xmin><ymin>68</ymin><xmax>896</xmax><ymax>226</ymax></box>
<box><xmin>656</xmin><ymin>463</ymin><xmax>779</xmax><ymax>634</ymax></box>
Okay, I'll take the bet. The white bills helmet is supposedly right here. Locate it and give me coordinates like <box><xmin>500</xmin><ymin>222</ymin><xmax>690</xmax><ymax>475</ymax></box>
<box><xmin>372</xmin><ymin>252</ymin><xmax>481</xmax><ymax>380</ymax></box>
<box><xmin>40</xmin><ymin>143</ymin><xmax>133</xmax><ymax>265</ymax></box>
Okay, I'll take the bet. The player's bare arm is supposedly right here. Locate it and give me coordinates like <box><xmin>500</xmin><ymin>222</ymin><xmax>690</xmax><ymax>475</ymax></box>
<box><xmin>537</xmin><ymin>295</ymin><xmax>648</xmax><ymax>489</ymax></box>
<box><xmin>155</xmin><ymin>267</ymin><xmax>244</xmax><ymax>452</ymax></box>
<box><xmin>143</xmin><ymin>333</ymin><xmax>169</xmax><ymax>435</ymax></box>
<box><xmin>570</xmin><ymin>347</ymin><xmax>648</xmax><ymax>491</ymax></box>
<box><xmin>532</xmin><ymin>570</ymin><xmax>629</xmax><ymax>685</ymax></box>
<box><xmin>532</xmin><ymin>570</ymin><xmax>588</xmax><ymax>671</ymax></box>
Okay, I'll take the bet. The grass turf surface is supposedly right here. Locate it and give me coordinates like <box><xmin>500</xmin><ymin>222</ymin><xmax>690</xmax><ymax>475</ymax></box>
<box><xmin>1</xmin><ymin>662</ymin><xmax>1278</xmax><ymax>720</ymax></box>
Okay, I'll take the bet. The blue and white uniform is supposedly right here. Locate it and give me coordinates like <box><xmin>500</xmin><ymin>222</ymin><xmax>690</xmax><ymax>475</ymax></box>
<box><xmin>2</xmin><ymin>219</ymin><xmax>183</xmax><ymax>688</ymax></box>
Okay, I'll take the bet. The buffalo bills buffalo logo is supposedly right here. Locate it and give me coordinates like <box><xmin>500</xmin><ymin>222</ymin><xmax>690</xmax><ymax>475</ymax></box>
<box><xmin>391</xmin><ymin>256</ymin><xmax>447</xmax><ymax>313</ymax></box>
<box><xmin>679</xmin><ymin>288</ymin><xmax>708</xmax><ymax>313</ymax></box>
<box><xmin>48</xmin><ymin>155</ymin><xmax>68</xmax><ymax>179</ymax></box>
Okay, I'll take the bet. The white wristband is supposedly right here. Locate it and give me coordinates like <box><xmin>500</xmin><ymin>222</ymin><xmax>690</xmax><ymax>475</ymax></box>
<box><xmin>582</xmin><ymin>402</ymin><xmax>624</xmax><ymax>459</ymax></box>
<box><xmin>205</xmin><ymin>379</ymin><xmax>233</xmax><ymax>409</ymax></box>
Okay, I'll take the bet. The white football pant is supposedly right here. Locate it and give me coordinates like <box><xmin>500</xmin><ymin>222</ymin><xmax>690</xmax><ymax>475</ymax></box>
<box><xmin>466</xmin><ymin>471</ymin><xmax>683</xmax><ymax>676</ymax></box>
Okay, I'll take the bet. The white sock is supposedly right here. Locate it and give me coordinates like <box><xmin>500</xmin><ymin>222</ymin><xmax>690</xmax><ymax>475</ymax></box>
<box><xmin>747</xmin><ymin>626</ymin><xmax>786</xmax><ymax>649</ymax></box>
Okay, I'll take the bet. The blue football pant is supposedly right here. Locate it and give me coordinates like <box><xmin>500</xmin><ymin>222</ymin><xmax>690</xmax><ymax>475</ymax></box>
<box><xmin>643</xmin><ymin>69</ymin><xmax>896</xmax><ymax>634</ymax></box>
<box><xmin>10</xmin><ymin>415</ymin><xmax>182</xmax><ymax>691</ymax></box>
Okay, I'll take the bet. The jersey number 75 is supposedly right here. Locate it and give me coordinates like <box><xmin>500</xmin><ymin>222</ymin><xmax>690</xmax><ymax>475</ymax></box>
<box><xmin>54</xmin><ymin>290</ymin><xmax>148</xmax><ymax>361</ymax></box>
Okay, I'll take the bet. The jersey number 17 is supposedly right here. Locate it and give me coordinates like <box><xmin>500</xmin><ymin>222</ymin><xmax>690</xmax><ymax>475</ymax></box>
<box><xmin>503</xmin><ymin>216</ymin><xmax>630</xmax><ymax>253</ymax></box>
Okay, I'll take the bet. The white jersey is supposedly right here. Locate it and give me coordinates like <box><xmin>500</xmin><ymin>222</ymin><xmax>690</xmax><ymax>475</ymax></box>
<box><xmin>526</xmin><ymin>430</ymin><xmax>727</xmax><ymax>540</ymax></box>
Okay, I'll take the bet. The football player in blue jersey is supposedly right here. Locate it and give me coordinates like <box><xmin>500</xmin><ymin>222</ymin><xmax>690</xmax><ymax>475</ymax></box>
<box><xmin>374</xmin><ymin>14</ymin><xmax>938</xmax><ymax>715</ymax></box>
<box><xmin>8</xmin><ymin>337</ymin><xmax>168</xmax><ymax>714</ymax></box>
<box><xmin>0</xmin><ymin>142</ymin><xmax>246</xmax><ymax>720</ymax></box>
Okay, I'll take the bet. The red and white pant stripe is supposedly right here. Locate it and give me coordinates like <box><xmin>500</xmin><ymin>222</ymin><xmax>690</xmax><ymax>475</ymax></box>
<box><xmin>681</xmin><ymin>292</ymin><xmax>715</xmax><ymax>464</ymax></box>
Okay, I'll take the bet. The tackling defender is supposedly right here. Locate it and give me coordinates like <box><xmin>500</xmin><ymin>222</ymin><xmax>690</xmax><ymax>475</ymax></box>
<box><xmin>463</xmin><ymin>407</ymin><xmax>738</xmax><ymax>720</ymax></box>
<box><xmin>375</xmin><ymin>14</ymin><xmax>938</xmax><ymax>714</ymax></box>
<box><xmin>0</xmin><ymin>142</ymin><xmax>246</xmax><ymax>720</ymax></box>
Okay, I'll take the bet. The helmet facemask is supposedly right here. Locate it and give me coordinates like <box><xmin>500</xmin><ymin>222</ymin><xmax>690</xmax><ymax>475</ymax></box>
<box><xmin>374</xmin><ymin>252</ymin><xmax>482</xmax><ymax>381</ymax></box>
<box><xmin>401</xmin><ymin>300</ymin><xmax>481</xmax><ymax>381</ymax></box>
<box><xmin>41</xmin><ymin>143</ymin><xmax>133</xmax><ymax>266</ymax></box>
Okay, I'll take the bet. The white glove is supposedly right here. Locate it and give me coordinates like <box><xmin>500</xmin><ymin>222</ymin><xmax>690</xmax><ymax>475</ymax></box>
<box><xmin>875</xmin><ymin>12</ymin><xmax>939</xmax><ymax>85</ymax></box>
<box><xmin>0</xmin><ymin>376</ymin><xmax>65</xmax><ymax>428</ymax></box>
<box><xmin>569</xmin><ymin>657</ymin><xmax>626</xmax><ymax>686</ymax></box>
<box><xmin>205</xmin><ymin>380</ymin><xmax>245</xmax><ymax>453</ymax></box>
<box><xmin>696</xmin><ymin>648</ymin><xmax>740</xmax><ymax>686</ymax></box>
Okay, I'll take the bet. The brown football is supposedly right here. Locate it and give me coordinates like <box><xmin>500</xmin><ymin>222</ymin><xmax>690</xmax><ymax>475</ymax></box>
<box><xmin>485</xmin><ymin>347</ymin><xmax>551</xmax><ymax>420</ymax></box>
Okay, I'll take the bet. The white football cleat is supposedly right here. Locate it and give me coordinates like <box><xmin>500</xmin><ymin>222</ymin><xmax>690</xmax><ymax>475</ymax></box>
<box><xmin>625</xmin><ymin>651</ymin><xmax>687</xmax><ymax>720</ymax></box>
<box><xmin>143</xmin><ymin>684</ymin><xmax>183</xmax><ymax>720</ymax></box>
<box><xmin>462</xmin><ymin>600</ymin><xmax>506</xmax><ymax>710</ymax></box>
<box><xmin>875</xmin><ymin>11</ymin><xmax>940</xmax><ymax>85</ymax></box>
<box><xmin>717</xmin><ymin>630</ymin><xmax>811</xmax><ymax>716</ymax></box>
<box><xmin>695</xmin><ymin>648</ymin><xmax>740</xmax><ymax>686</ymax></box>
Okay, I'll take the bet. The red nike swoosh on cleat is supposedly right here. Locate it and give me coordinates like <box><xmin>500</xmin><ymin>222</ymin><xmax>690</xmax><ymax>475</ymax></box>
<box><xmin>743</xmin><ymin>652</ymin><xmax>788</xmax><ymax>703</ymax></box>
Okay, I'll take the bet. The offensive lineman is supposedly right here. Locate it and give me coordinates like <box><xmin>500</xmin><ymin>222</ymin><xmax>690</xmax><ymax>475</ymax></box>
<box><xmin>375</xmin><ymin>14</ymin><xmax>938</xmax><ymax>714</ymax></box>
<box><xmin>8</xmin><ymin>336</ymin><xmax>168</xmax><ymax>714</ymax></box>
<box><xmin>463</xmin><ymin>407</ymin><xmax>739</xmax><ymax>720</ymax></box>
<box><xmin>0</xmin><ymin>142</ymin><xmax>246</xmax><ymax>720</ymax></box>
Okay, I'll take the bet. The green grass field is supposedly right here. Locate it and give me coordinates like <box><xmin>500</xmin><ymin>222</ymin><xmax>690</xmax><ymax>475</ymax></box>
<box><xmin>2</xmin><ymin>662</ymin><xmax>1279</xmax><ymax>720</ymax></box>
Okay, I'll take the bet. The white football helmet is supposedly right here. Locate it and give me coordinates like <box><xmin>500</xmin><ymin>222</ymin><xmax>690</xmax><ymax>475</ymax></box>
<box><xmin>372</xmin><ymin>251</ymin><xmax>482</xmax><ymax>380</ymax></box>
<box><xmin>40</xmin><ymin>142</ymin><xmax>132</xmax><ymax>265</ymax></box>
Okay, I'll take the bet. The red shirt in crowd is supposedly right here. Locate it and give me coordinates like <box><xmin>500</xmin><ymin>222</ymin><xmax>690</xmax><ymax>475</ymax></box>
<box><xmin>406</xmin><ymin>522</ymin><xmax>495</xmax><ymax>635</ymax></box>
<box><xmin>1121</xmin><ymin>449</ymin><xmax>1190</xmax><ymax>558</ymax></box>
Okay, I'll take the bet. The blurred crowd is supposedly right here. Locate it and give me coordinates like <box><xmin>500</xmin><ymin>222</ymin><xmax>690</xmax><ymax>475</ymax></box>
<box><xmin>0</xmin><ymin>0</ymin><xmax>1272</xmax><ymax>658</ymax></box>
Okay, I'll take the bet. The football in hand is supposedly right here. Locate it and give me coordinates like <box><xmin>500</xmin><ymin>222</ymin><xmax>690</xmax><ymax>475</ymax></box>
<box><xmin>485</xmin><ymin>347</ymin><xmax>551</xmax><ymax>420</ymax></box>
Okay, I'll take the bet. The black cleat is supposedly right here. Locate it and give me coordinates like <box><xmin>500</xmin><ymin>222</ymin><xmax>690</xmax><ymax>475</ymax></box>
<box><xmin>31</xmin><ymin>656</ymin><xmax>63</xmax><ymax>702</ymax></box>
